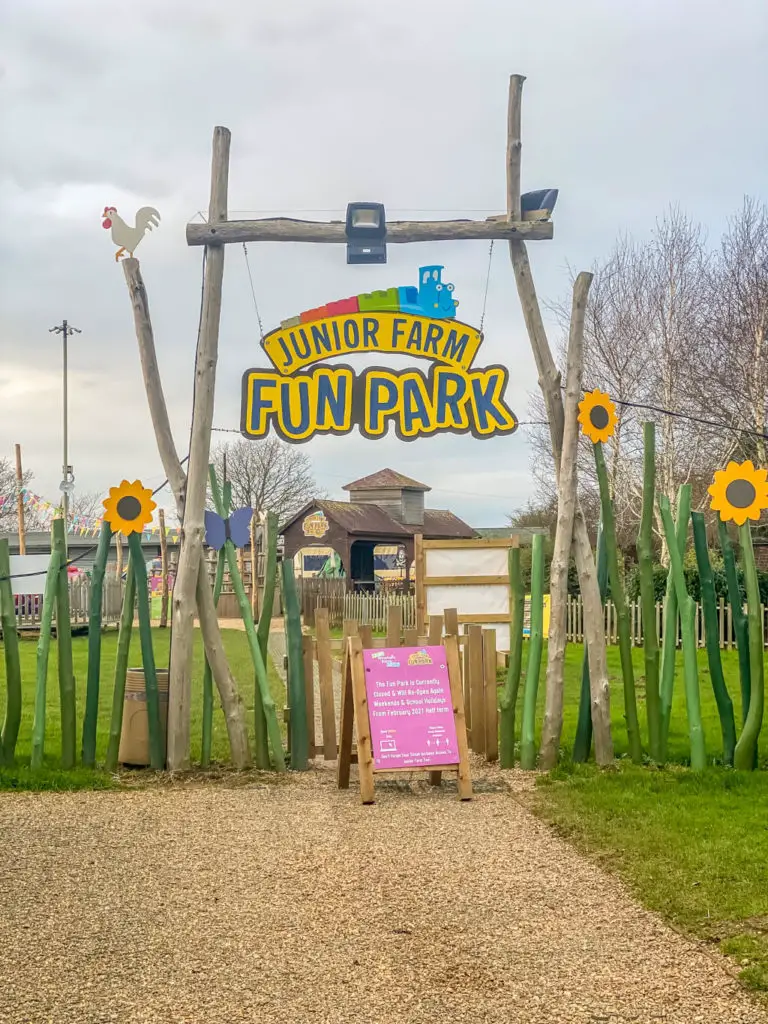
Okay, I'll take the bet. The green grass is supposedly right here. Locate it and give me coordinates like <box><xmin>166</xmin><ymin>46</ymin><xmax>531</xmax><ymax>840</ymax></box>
<box><xmin>0</xmin><ymin>627</ymin><xmax>286</xmax><ymax>790</ymax></box>
<box><xmin>513</xmin><ymin>638</ymin><xmax>767</xmax><ymax>994</ymax></box>
<box><xmin>532</xmin><ymin>765</ymin><xmax>768</xmax><ymax>994</ymax></box>
<box><xmin>500</xmin><ymin>640</ymin><xmax>760</xmax><ymax>767</ymax></box>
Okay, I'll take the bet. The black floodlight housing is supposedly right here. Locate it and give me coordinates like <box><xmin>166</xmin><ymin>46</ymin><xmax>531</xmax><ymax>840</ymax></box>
<box><xmin>345</xmin><ymin>202</ymin><xmax>387</xmax><ymax>264</ymax></box>
<box><xmin>520</xmin><ymin>188</ymin><xmax>559</xmax><ymax>220</ymax></box>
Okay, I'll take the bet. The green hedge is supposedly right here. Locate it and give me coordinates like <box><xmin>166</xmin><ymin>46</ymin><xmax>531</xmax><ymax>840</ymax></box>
<box><xmin>626</xmin><ymin>563</ymin><xmax>768</xmax><ymax>604</ymax></box>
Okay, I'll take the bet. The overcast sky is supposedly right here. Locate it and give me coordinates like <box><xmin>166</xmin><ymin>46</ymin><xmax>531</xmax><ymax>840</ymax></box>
<box><xmin>1</xmin><ymin>0</ymin><xmax>766</xmax><ymax>527</ymax></box>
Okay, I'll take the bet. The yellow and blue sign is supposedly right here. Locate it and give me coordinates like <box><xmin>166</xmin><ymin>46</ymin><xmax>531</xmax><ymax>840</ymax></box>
<box><xmin>241</xmin><ymin>265</ymin><xmax>518</xmax><ymax>444</ymax></box>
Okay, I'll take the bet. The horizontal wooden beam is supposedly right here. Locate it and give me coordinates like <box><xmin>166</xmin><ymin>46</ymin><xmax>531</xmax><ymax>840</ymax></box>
<box><xmin>423</xmin><ymin>537</ymin><xmax>521</xmax><ymax>549</ymax></box>
<box><xmin>186</xmin><ymin>216</ymin><xmax>553</xmax><ymax>247</ymax></box>
<box><xmin>457</xmin><ymin>614</ymin><xmax>510</xmax><ymax>624</ymax></box>
<box><xmin>423</xmin><ymin>575</ymin><xmax>509</xmax><ymax>587</ymax></box>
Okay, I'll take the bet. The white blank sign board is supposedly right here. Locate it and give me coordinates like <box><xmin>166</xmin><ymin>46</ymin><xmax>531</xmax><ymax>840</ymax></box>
<box><xmin>9</xmin><ymin>555</ymin><xmax>50</xmax><ymax>595</ymax></box>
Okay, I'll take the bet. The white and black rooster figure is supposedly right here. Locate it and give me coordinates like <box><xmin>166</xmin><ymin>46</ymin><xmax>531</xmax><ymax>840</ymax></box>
<box><xmin>102</xmin><ymin>205</ymin><xmax>161</xmax><ymax>261</ymax></box>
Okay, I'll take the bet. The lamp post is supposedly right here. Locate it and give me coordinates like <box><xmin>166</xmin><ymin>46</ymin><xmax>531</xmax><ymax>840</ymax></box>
<box><xmin>49</xmin><ymin>320</ymin><xmax>81</xmax><ymax>537</ymax></box>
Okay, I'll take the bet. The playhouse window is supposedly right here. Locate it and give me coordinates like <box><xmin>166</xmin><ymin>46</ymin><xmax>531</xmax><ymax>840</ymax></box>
<box><xmin>422</xmin><ymin>270</ymin><xmax>430</xmax><ymax>284</ymax></box>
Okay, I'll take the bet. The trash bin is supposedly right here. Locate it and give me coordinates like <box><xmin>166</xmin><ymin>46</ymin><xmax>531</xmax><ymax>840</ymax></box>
<box><xmin>118</xmin><ymin>668</ymin><xmax>169</xmax><ymax>766</ymax></box>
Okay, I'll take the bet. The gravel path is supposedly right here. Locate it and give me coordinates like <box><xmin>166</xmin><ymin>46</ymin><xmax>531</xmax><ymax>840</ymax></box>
<box><xmin>1</xmin><ymin>767</ymin><xmax>765</xmax><ymax>1024</ymax></box>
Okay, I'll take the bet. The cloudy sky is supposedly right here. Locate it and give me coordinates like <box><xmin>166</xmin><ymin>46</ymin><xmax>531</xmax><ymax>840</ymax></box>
<box><xmin>1</xmin><ymin>0</ymin><xmax>766</xmax><ymax>527</ymax></box>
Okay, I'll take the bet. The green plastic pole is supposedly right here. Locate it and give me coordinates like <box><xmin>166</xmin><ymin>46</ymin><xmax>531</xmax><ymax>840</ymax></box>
<box><xmin>30</xmin><ymin>547</ymin><xmax>63</xmax><ymax>768</ymax></box>
<box><xmin>0</xmin><ymin>539</ymin><xmax>22</xmax><ymax>765</ymax></box>
<box><xmin>637</xmin><ymin>423</ymin><xmax>661</xmax><ymax>760</ymax></box>
<box><xmin>81</xmin><ymin>520</ymin><xmax>113</xmax><ymax>767</ymax></box>
<box><xmin>659</xmin><ymin>484</ymin><xmax>692</xmax><ymax>761</ymax></box>
<box><xmin>105</xmin><ymin>559</ymin><xmax>136</xmax><ymax>772</ymax></box>
<box><xmin>209</xmin><ymin>468</ymin><xmax>284</xmax><ymax>771</ymax></box>
<box><xmin>257</xmin><ymin>511</ymin><xmax>279</xmax><ymax>667</ymax></box>
<box><xmin>658</xmin><ymin>497</ymin><xmax>706</xmax><ymax>770</ymax></box>
<box><xmin>281</xmin><ymin>560</ymin><xmax>309</xmax><ymax>770</ymax></box>
<box><xmin>520</xmin><ymin>534</ymin><xmax>544</xmax><ymax>770</ymax></box>
<box><xmin>718</xmin><ymin>519</ymin><xmax>751</xmax><ymax>729</ymax></box>
<box><xmin>692</xmin><ymin>512</ymin><xmax>736</xmax><ymax>765</ymax></box>
<box><xmin>201</xmin><ymin>550</ymin><xmax>225</xmax><ymax>768</ymax></box>
<box><xmin>594</xmin><ymin>442</ymin><xmax>642</xmax><ymax>763</ymax></box>
<box><xmin>499</xmin><ymin>546</ymin><xmax>525</xmax><ymax>768</ymax></box>
<box><xmin>128</xmin><ymin>532</ymin><xmax>164</xmax><ymax>770</ymax></box>
<box><xmin>573</xmin><ymin>523</ymin><xmax>608</xmax><ymax>763</ymax></box>
<box><xmin>53</xmin><ymin>519</ymin><xmax>76</xmax><ymax>769</ymax></box>
<box><xmin>733</xmin><ymin>524</ymin><xmax>764</xmax><ymax>771</ymax></box>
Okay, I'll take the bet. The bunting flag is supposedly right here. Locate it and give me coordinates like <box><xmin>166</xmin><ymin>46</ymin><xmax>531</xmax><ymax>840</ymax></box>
<box><xmin>14</xmin><ymin>487</ymin><xmax>182</xmax><ymax>543</ymax></box>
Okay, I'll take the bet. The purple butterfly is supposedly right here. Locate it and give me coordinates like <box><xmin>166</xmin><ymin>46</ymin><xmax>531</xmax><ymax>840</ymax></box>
<box><xmin>204</xmin><ymin>507</ymin><xmax>254</xmax><ymax>550</ymax></box>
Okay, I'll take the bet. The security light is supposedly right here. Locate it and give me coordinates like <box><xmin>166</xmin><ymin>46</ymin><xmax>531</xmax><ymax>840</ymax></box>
<box><xmin>346</xmin><ymin>202</ymin><xmax>387</xmax><ymax>264</ymax></box>
<box><xmin>520</xmin><ymin>189</ymin><xmax>559</xmax><ymax>220</ymax></box>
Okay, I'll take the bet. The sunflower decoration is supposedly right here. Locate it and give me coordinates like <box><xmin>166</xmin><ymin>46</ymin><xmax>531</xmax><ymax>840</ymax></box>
<box><xmin>102</xmin><ymin>479</ymin><xmax>156</xmax><ymax>536</ymax></box>
<box><xmin>578</xmin><ymin>389</ymin><xmax>618</xmax><ymax>444</ymax></box>
<box><xmin>708</xmin><ymin>461</ymin><xmax>768</xmax><ymax>526</ymax></box>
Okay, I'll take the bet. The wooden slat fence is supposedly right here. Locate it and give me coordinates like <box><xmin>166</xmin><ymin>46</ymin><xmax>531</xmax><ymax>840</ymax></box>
<box><xmin>565</xmin><ymin>596</ymin><xmax>768</xmax><ymax>648</ymax></box>
<box><xmin>13</xmin><ymin>577</ymin><xmax>125</xmax><ymax>631</ymax></box>
<box><xmin>303</xmin><ymin>606</ymin><xmax>497</xmax><ymax>765</ymax></box>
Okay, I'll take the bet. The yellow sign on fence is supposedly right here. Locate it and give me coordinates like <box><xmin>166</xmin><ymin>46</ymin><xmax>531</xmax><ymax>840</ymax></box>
<box><xmin>523</xmin><ymin>594</ymin><xmax>551</xmax><ymax>639</ymax></box>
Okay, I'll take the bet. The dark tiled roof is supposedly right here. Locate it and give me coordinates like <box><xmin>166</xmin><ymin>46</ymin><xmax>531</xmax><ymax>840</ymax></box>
<box><xmin>342</xmin><ymin>468</ymin><xmax>431</xmax><ymax>492</ymax></box>
<box><xmin>280</xmin><ymin>500</ymin><xmax>475</xmax><ymax>540</ymax></box>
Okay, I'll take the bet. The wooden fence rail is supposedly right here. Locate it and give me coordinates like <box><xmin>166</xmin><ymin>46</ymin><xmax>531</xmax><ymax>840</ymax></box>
<box><xmin>12</xmin><ymin>577</ymin><xmax>125</xmax><ymax>632</ymax></box>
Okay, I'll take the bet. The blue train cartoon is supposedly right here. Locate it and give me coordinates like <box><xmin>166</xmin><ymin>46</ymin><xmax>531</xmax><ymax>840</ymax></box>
<box><xmin>280</xmin><ymin>265</ymin><xmax>459</xmax><ymax>329</ymax></box>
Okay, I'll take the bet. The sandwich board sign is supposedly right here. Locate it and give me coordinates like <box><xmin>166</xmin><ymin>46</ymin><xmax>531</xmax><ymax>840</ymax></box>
<box><xmin>337</xmin><ymin>634</ymin><xmax>472</xmax><ymax>804</ymax></box>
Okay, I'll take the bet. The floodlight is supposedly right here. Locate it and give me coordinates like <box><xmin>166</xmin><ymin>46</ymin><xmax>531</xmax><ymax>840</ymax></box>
<box><xmin>345</xmin><ymin>202</ymin><xmax>387</xmax><ymax>264</ymax></box>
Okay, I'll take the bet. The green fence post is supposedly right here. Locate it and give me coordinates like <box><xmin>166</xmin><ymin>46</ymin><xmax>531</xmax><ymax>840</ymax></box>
<box><xmin>0</xmin><ymin>539</ymin><xmax>22</xmax><ymax>765</ymax></box>
<box><xmin>81</xmin><ymin>520</ymin><xmax>113</xmax><ymax>767</ymax></box>
<box><xmin>499</xmin><ymin>546</ymin><xmax>525</xmax><ymax>768</ymax></box>
<box><xmin>520</xmin><ymin>534</ymin><xmax>544</xmax><ymax>770</ymax></box>
<box><xmin>281</xmin><ymin>560</ymin><xmax>309</xmax><ymax>770</ymax></box>
<box><xmin>105</xmin><ymin>559</ymin><xmax>136</xmax><ymax>772</ymax></box>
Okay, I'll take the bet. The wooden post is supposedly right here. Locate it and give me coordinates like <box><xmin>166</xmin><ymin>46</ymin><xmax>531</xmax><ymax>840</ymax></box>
<box><xmin>167</xmin><ymin>126</ymin><xmax>231</xmax><ymax>771</ymax></box>
<box><xmin>414</xmin><ymin>532</ymin><xmax>425</xmax><ymax>632</ymax></box>
<box><xmin>539</xmin><ymin>272</ymin><xmax>591</xmax><ymax>770</ymax></box>
<box><xmin>315</xmin><ymin>606</ymin><xmax>337</xmax><ymax>760</ymax></box>
<box><xmin>483</xmin><ymin>628</ymin><xmax>498</xmax><ymax>762</ymax></box>
<box><xmin>158</xmin><ymin>508</ymin><xmax>169</xmax><ymax>628</ymax></box>
<box><xmin>348</xmin><ymin>636</ymin><xmax>375</xmax><ymax>804</ymax></box>
<box><xmin>31</xmin><ymin>542</ymin><xmax>62</xmax><ymax>768</ymax></box>
<box><xmin>14</xmin><ymin>444</ymin><xmax>25</xmax><ymax>555</ymax></box>
<box><xmin>505</xmin><ymin>76</ymin><xmax>613</xmax><ymax>767</ymax></box>
<box><xmin>122</xmin><ymin>253</ymin><xmax>251</xmax><ymax>770</ymax></box>
<box><xmin>428</xmin><ymin>615</ymin><xmax>443</xmax><ymax>645</ymax></box>
<box><xmin>52</xmin><ymin>518</ymin><xmax>76</xmax><ymax>768</ymax></box>
<box><xmin>81</xmin><ymin>520</ymin><xmax>113</xmax><ymax>767</ymax></box>
<box><xmin>250</xmin><ymin>512</ymin><xmax>258</xmax><ymax>619</ymax></box>
<box><xmin>282</xmin><ymin>560</ymin><xmax>309</xmax><ymax>771</ymax></box>
<box><xmin>105</xmin><ymin>559</ymin><xmax>136</xmax><ymax>772</ymax></box>
<box><xmin>467</xmin><ymin>624</ymin><xmax>485</xmax><ymax>754</ymax></box>
<box><xmin>0</xmin><ymin>539</ymin><xmax>22</xmax><ymax>764</ymax></box>
<box><xmin>386</xmin><ymin>603</ymin><xmax>402</xmax><ymax>647</ymax></box>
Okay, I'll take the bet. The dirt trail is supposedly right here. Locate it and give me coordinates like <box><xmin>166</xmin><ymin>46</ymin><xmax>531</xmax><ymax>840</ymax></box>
<box><xmin>1</xmin><ymin>764</ymin><xmax>765</xmax><ymax>1024</ymax></box>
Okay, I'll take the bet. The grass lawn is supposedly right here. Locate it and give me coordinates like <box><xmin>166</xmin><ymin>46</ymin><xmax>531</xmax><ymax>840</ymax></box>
<box><xmin>517</xmin><ymin>640</ymin><xmax>768</xmax><ymax>995</ymax></box>
<box><xmin>0</xmin><ymin>627</ymin><xmax>285</xmax><ymax>791</ymax></box>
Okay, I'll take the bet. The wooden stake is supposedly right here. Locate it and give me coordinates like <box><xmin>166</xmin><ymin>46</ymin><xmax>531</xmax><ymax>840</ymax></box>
<box><xmin>105</xmin><ymin>560</ymin><xmax>136</xmax><ymax>772</ymax></box>
<box><xmin>468</xmin><ymin>624</ymin><xmax>485</xmax><ymax>754</ymax></box>
<box><xmin>348</xmin><ymin>636</ymin><xmax>375</xmax><ymax>804</ymax></box>
<box><xmin>52</xmin><ymin>519</ymin><xmax>76</xmax><ymax>768</ymax></box>
<box><xmin>14</xmin><ymin>444</ymin><xmax>25</xmax><ymax>555</ymax></box>
<box><xmin>539</xmin><ymin>272</ymin><xmax>591</xmax><ymax>770</ymax></box>
<box><xmin>31</xmin><ymin>542</ymin><xmax>62</xmax><ymax>768</ymax></box>
<box><xmin>168</xmin><ymin>126</ymin><xmax>231</xmax><ymax>771</ymax></box>
<box><xmin>414</xmin><ymin>532</ymin><xmax>425</xmax><ymax>632</ymax></box>
<box><xmin>158</xmin><ymin>508</ymin><xmax>169</xmax><ymax>629</ymax></box>
<box><xmin>122</xmin><ymin>253</ymin><xmax>251</xmax><ymax>770</ymax></box>
<box><xmin>483</xmin><ymin>628</ymin><xmax>498</xmax><ymax>762</ymax></box>
<box><xmin>505</xmin><ymin>75</ymin><xmax>613</xmax><ymax>767</ymax></box>
<box><xmin>445</xmin><ymin>635</ymin><xmax>473</xmax><ymax>801</ymax></box>
<box><xmin>81</xmin><ymin>520</ymin><xmax>113</xmax><ymax>767</ymax></box>
<box><xmin>315</xmin><ymin>606</ymin><xmax>338</xmax><ymax>760</ymax></box>
<box><xmin>0</xmin><ymin>539</ymin><xmax>22</xmax><ymax>764</ymax></box>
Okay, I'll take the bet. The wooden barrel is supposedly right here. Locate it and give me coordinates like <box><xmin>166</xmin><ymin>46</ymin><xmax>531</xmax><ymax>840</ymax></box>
<box><xmin>118</xmin><ymin>668</ymin><xmax>169</xmax><ymax>767</ymax></box>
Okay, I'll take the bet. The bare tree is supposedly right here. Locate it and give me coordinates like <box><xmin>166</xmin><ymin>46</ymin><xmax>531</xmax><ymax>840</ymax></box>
<box><xmin>696</xmin><ymin>197</ymin><xmax>768</xmax><ymax>466</ymax></box>
<box><xmin>68</xmin><ymin>490</ymin><xmax>108</xmax><ymax>521</ymax></box>
<box><xmin>210</xmin><ymin>437</ymin><xmax>318</xmax><ymax>524</ymax></box>
<box><xmin>0</xmin><ymin>458</ymin><xmax>44</xmax><ymax>532</ymax></box>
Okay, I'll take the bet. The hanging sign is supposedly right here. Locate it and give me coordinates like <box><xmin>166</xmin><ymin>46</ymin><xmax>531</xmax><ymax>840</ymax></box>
<box><xmin>241</xmin><ymin>266</ymin><xmax>517</xmax><ymax>444</ymax></box>
<box><xmin>302</xmin><ymin>510</ymin><xmax>329</xmax><ymax>538</ymax></box>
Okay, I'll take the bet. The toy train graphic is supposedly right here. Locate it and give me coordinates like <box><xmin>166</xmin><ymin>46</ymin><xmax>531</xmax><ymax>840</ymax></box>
<box><xmin>280</xmin><ymin>265</ymin><xmax>459</xmax><ymax>330</ymax></box>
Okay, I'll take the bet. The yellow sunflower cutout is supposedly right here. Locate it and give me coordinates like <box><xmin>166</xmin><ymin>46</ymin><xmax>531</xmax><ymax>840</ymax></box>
<box><xmin>102</xmin><ymin>480</ymin><xmax>156</xmax><ymax>536</ymax></box>
<box><xmin>578</xmin><ymin>389</ymin><xmax>618</xmax><ymax>444</ymax></box>
<box><xmin>708</xmin><ymin>461</ymin><xmax>768</xmax><ymax>526</ymax></box>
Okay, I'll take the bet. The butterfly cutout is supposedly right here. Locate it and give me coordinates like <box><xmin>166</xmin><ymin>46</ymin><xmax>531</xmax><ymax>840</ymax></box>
<box><xmin>204</xmin><ymin>507</ymin><xmax>253</xmax><ymax>550</ymax></box>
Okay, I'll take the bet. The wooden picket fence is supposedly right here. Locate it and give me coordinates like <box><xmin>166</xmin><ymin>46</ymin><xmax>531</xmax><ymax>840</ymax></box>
<box><xmin>565</xmin><ymin>596</ymin><xmax>768</xmax><ymax>648</ymax></box>
<box><xmin>12</xmin><ymin>577</ymin><xmax>124</xmax><ymax>632</ymax></box>
<box><xmin>299</xmin><ymin>605</ymin><xmax>497</xmax><ymax>764</ymax></box>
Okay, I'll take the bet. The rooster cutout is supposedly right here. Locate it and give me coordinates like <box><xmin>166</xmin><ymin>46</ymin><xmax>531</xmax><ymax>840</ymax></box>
<box><xmin>102</xmin><ymin>206</ymin><xmax>161</xmax><ymax>261</ymax></box>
